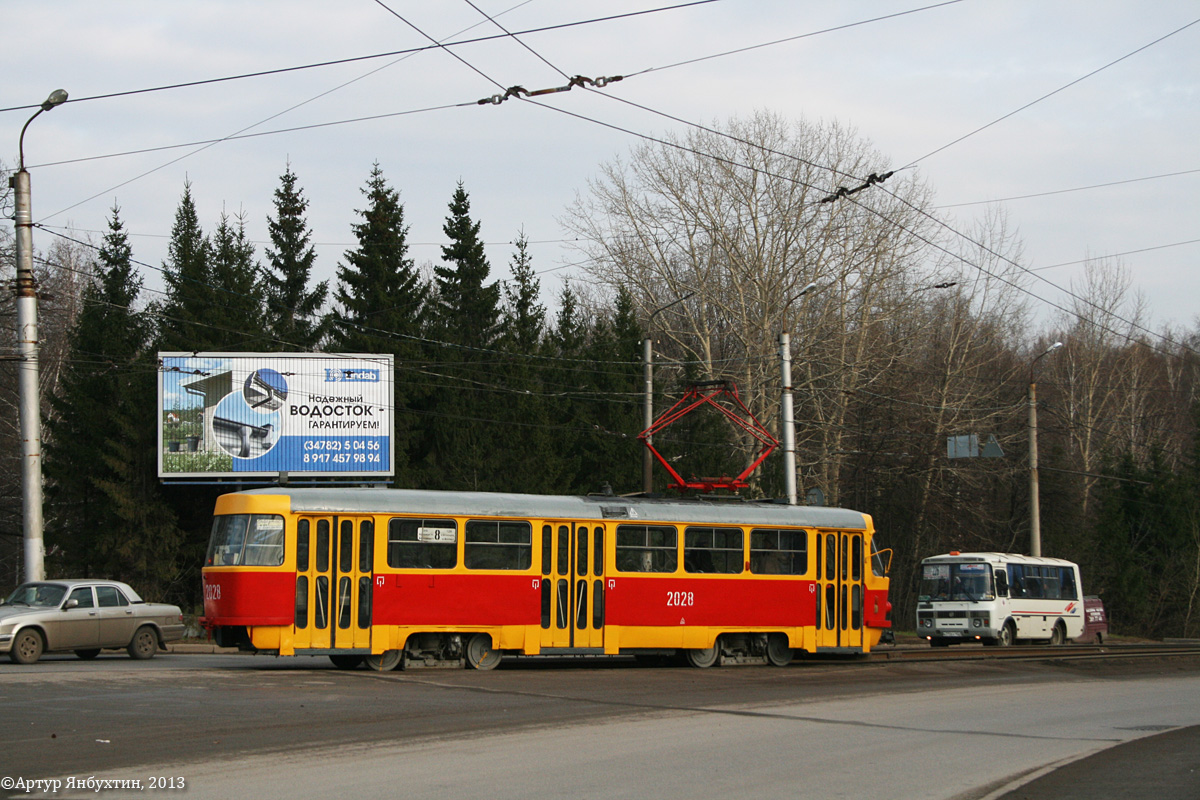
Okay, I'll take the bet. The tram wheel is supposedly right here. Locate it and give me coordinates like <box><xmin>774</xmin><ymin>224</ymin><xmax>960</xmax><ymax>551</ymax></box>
<box><xmin>466</xmin><ymin>634</ymin><xmax>502</xmax><ymax>670</ymax></box>
<box><xmin>364</xmin><ymin>650</ymin><xmax>402</xmax><ymax>671</ymax></box>
<box><xmin>330</xmin><ymin>654</ymin><xmax>365</xmax><ymax>670</ymax></box>
<box><xmin>686</xmin><ymin>644</ymin><xmax>720</xmax><ymax>668</ymax></box>
<box><xmin>766</xmin><ymin>634</ymin><xmax>793</xmax><ymax>667</ymax></box>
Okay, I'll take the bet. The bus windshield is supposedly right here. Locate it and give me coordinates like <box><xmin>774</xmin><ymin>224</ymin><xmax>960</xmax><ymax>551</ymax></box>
<box><xmin>919</xmin><ymin>562</ymin><xmax>994</xmax><ymax>602</ymax></box>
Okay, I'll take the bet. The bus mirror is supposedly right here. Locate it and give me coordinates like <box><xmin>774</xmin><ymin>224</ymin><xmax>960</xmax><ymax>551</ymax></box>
<box><xmin>995</xmin><ymin>570</ymin><xmax>1009</xmax><ymax>597</ymax></box>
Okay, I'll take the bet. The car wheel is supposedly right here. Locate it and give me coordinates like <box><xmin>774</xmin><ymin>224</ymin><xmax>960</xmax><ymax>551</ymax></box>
<box><xmin>127</xmin><ymin>626</ymin><xmax>158</xmax><ymax>660</ymax></box>
<box><xmin>75</xmin><ymin>649</ymin><xmax>102</xmax><ymax>660</ymax></box>
<box><xmin>11</xmin><ymin>629</ymin><xmax>44</xmax><ymax>664</ymax></box>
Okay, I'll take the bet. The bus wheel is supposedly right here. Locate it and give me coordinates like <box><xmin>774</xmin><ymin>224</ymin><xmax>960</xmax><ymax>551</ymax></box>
<box><xmin>766</xmin><ymin>634</ymin><xmax>793</xmax><ymax>667</ymax></box>
<box><xmin>1050</xmin><ymin>622</ymin><xmax>1066</xmax><ymax>646</ymax></box>
<box><xmin>364</xmin><ymin>651</ymin><xmax>401</xmax><ymax>671</ymax></box>
<box><xmin>330</xmin><ymin>654</ymin><xmax>365</xmax><ymax>670</ymax></box>
<box><xmin>466</xmin><ymin>634</ymin><xmax>502</xmax><ymax>670</ymax></box>
<box><xmin>686</xmin><ymin>643</ymin><xmax>720</xmax><ymax>668</ymax></box>
<box><xmin>997</xmin><ymin>621</ymin><xmax>1015</xmax><ymax>647</ymax></box>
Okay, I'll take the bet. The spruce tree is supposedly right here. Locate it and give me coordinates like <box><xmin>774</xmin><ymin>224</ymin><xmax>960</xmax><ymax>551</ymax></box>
<box><xmin>493</xmin><ymin>234</ymin><xmax>566</xmax><ymax>493</ymax></box>
<box><xmin>580</xmin><ymin>286</ymin><xmax>645</xmax><ymax>493</ymax></box>
<box><xmin>156</xmin><ymin>181</ymin><xmax>216</xmax><ymax>351</ymax></box>
<box><xmin>331</xmin><ymin>163</ymin><xmax>429</xmax><ymax>483</ymax></box>
<box><xmin>433</xmin><ymin>181</ymin><xmax>500</xmax><ymax>347</ymax></box>
<box><xmin>331</xmin><ymin>164</ymin><xmax>427</xmax><ymax>352</ymax></box>
<box><xmin>264</xmin><ymin>165</ymin><xmax>329</xmax><ymax>349</ymax></box>
<box><xmin>45</xmin><ymin>207</ymin><xmax>184</xmax><ymax>599</ymax></box>
<box><xmin>208</xmin><ymin>210</ymin><xmax>266</xmax><ymax>349</ymax></box>
<box><xmin>424</xmin><ymin>182</ymin><xmax>503</xmax><ymax>490</ymax></box>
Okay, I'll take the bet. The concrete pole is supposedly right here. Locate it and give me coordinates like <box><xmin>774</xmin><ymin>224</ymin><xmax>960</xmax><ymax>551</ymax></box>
<box><xmin>642</xmin><ymin>337</ymin><xmax>654</xmax><ymax>495</ymax></box>
<box><xmin>1028</xmin><ymin>379</ymin><xmax>1041</xmax><ymax>558</ymax></box>
<box><xmin>1027</xmin><ymin>341</ymin><xmax>1061</xmax><ymax>558</ymax></box>
<box><xmin>780</xmin><ymin>333</ymin><xmax>797</xmax><ymax>505</ymax></box>
<box><xmin>13</xmin><ymin>168</ymin><xmax>45</xmax><ymax>582</ymax></box>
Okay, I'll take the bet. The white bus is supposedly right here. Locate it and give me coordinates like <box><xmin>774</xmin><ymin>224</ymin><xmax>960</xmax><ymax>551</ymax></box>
<box><xmin>916</xmin><ymin>552</ymin><xmax>1084</xmax><ymax>647</ymax></box>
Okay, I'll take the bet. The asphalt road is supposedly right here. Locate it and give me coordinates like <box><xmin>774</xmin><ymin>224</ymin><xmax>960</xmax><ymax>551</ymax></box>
<box><xmin>3</xmin><ymin>651</ymin><xmax>1199</xmax><ymax>799</ymax></box>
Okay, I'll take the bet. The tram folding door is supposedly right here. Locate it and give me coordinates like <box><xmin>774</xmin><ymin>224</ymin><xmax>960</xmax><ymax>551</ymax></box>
<box><xmin>813</xmin><ymin>530</ymin><xmax>865</xmax><ymax>650</ymax></box>
<box><xmin>539</xmin><ymin>522</ymin><xmax>605</xmax><ymax>651</ymax></box>
<box><xmin>293</xmin><ymin>515</ymin><xmax>374</xmax><ymax>652</ymax></box>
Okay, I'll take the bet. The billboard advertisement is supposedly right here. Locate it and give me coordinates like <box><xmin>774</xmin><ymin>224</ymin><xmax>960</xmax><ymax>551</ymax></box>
<box><xmin>158</xmin><ymin>352</ymin><xmax>394</xmax><ymax>479</ymax></box>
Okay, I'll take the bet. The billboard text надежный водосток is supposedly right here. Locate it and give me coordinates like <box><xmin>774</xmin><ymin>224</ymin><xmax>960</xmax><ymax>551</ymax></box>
<box><xmin>158</xmin><ymin>353</ymin><xmax>394</xmax><ymax>479</ymax></box>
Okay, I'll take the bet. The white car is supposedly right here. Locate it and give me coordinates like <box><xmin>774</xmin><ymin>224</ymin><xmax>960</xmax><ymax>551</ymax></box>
<box><xmin>0</xmin><ymin>579</ymin><xmax>185</xmax><ymax>664</ymax></box>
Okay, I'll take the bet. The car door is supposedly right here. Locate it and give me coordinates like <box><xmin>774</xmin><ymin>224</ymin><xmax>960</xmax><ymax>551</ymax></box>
<box><xmin>95</xmin><ymin>585</ymin><xmax>139</xmax><ymax>647</ymax></box>
<box><xmin>47</xmin><ymin>586</ymin><xmax>100</xmax><ymax>651</ymax></box>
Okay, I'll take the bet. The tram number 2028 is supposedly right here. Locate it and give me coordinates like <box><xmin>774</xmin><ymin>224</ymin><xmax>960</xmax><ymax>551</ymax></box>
<box><xmin>666</xmin><ymin>591</ymin><xmax>694</xmax><ymax>607</ymax></box>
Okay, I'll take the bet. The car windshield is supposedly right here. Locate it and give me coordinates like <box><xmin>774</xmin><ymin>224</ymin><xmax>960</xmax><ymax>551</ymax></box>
<box><xmin>919</xmin><ymin>562</ymin><xmax>994</xmax><ymax>602</ymax></box>
<box><xmin>5</xmin><ymin>582</ymin><xmax>68</xmax><ymax>608</ymax></box>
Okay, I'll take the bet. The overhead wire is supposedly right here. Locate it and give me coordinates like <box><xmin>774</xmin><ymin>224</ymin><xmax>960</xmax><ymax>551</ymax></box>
<box><xmin>901</xmin><ymin>15</ymin><xmax>1200</xmax><ymax>168</ymax></box>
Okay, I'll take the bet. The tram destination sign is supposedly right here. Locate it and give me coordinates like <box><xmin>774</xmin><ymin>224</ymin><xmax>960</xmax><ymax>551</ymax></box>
<box><xmin>157</xmin><ymin>352</ymin><xmax>394</xmax><ymax>479</ymax></box>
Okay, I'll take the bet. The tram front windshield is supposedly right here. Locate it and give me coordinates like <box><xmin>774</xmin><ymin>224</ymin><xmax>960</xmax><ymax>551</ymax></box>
<box><xmin>919</xmin><ymin>562</ymin><xmax>994</xmax><ymax>602</ymax></box>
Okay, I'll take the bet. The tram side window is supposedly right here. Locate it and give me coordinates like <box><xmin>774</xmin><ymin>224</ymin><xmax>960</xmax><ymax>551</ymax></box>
<box><xmin>750</xmin><ymin>529</ymin><xmax>807</xmax><ymax>575</ymax></box>
<box><xmin>387</xmin><ymin>518</ymin><xmax>458</xmax><ymax>569</ymax></box>
<box><xmin>684</xmin><ymin>527</ymin><xmax>743</xmax><ymax>574</ymax></box>
<box><xmin>465</xmin><ymin>520</ymin><xmax>533</xmax><ymax>570</ymax></box>
<box><xmin>615</xmin><ymin>525</ymin><xmax>677</xmax><ymax>573</ymax></box>
<box><xmin>205</xmin><ymin>514</ymin><xmax>285</xmax><ymax>567</ymax></box>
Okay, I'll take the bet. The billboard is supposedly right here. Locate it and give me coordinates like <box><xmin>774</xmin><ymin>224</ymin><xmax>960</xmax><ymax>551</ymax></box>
<box><xmin>158</xmin><ymin>353</ymin><xmax>393</xmax><ymax>479</ymax></box>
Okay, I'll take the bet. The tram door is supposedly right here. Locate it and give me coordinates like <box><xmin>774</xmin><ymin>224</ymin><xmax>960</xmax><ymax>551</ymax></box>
<box><xmin>293</xmin><ymin>515</ymin><xmax>374</xmax><ymax>651</ymax></box>
<box><xmin>539</xmin><ymin>522</ymin><xmax>606</xmax><ymax>650</ymax></box>
<box><xmin>813</xmin><ymin>530</ymin><xmax>865</xmax><ymax>650</ymax></box>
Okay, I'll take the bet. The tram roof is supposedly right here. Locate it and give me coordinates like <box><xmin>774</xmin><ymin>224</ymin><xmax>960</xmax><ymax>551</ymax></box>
<box><xmin>229</xmin><ymin>487</ymin><xmax>872</xmax><ymax>530</ymax></box>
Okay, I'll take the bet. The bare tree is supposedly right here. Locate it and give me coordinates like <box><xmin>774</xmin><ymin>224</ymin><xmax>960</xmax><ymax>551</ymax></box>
<box><xmin>567</xmin><ymin>111</ymin><xmax>953</xmax><ymax>499</ymax></box>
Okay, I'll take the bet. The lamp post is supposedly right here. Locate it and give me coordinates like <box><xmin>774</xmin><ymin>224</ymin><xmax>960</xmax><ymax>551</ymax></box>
<box><xmin>642</xmin><ymin>292</ymin><xmax>694</xmax><ymax>494</ymax></box>
<box><xmin>13</xmin><ymin>89</ymin><xmax>68</xmax><ymax>582</ymax></box>
<box><xmin>1028</xmin><ymin>341</ymin><xmax>1062</xmax><ymax>558</ymax></box>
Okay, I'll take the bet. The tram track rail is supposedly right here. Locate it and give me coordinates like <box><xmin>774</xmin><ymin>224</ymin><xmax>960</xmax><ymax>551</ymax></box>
<box><xmin>866</xmin><ymin>642</ymin><xmax>1200</xmax><ymax>664</ymax></box>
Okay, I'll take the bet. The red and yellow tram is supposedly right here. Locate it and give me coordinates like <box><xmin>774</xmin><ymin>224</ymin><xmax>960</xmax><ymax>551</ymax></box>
<box><xmin>201</xmin><ymin>487</ymin><xmax>892</xmax><ymax>669</ymax></box>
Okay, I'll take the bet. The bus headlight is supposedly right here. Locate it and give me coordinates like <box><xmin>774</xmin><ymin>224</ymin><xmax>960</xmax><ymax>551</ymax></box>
<box><xmin>972</xmin><ymin>618</ymin><xmax>983</xmax><ymax>628</ymax></box>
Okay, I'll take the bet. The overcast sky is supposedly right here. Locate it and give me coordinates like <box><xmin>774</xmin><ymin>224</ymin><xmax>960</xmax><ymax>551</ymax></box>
<box><xmin>5</xmin><ymin>1</ymin><xmax>1198</xmax><ymax>334</ymax></box>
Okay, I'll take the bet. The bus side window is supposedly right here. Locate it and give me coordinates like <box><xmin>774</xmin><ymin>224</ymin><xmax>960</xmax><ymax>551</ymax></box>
<box><xmin>1008</xmin><ymin>565</ymin><xmax>1025</xmax><ymax>597</ymax></box>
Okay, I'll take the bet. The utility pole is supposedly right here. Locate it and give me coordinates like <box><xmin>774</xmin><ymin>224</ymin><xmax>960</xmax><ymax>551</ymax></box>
<box><xmin>641</xmin><ymin>292</ymin><xmax>693</xmax><ymax>495</ymax></box>
<box><xmin>1028</xmin><ymin>341</ymin><xmax>1063</xmax><ymax>557</ymax></box>
<box><xmin>779</xmin><ymin>333</ymin><xmax>797</xmax><ymax>505</ymax></box>
<box><xmin>13</xmin><ymin>89</ymin><xmax>68</xmax><ymax>582</ymax></box>
<box><xmin>780</xmin><ymin>282</ymin><xmax>817</xmax><ymax>505</ymax></box>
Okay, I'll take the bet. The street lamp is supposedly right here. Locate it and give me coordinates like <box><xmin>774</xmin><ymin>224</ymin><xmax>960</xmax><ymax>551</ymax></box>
<box><xmin>1028</xmin><ymin>341</ymin><xmax>1063</xmax><ymax>557</ymax></box>
<box><xmin>12</xmin><ymin>88</ymin><xmax>68</xmax><ymax>582</ymax></box>
<box><xmin>642</xmin><ymin>292</ymin><xmax>694</xmax><ymax>494</ymax></box>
